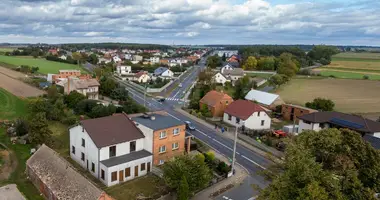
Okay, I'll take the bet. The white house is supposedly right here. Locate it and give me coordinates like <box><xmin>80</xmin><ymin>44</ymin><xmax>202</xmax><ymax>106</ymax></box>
<box><xmin>133</xmin><ymin>55</ymin><xmax>143</xmax><ymax>61</ymax></box>
<box><xmin>222</xmin><ymin>68</ymin><xmax>245</xmax><ymax>81</ymax></box>
<box><xmin>221</xmin><ymin>64</ymin><xmax>234</xmax><ymax>74</ymax></box>
<box><xmin>98</xmin><ymin>58</ymin><xmax>111</xmax><ymax>64</ymax></box>
<box><xmin>154</xmin><ymin>67</ymin><xmax>174</xmax><ymax>78</ymax></box>
<box><xmin>64</xmin><ymin>78</ymin><xmax>100</xmax><ymax>100</ymax></box>
<box><xmin>113</xmin><ymin>56</ymin><xmax>122</xmax><ymax>63</ymax></box>
<box><xmin>69</xmin><ymin>114</ymin><xmax>153</xmax><ymax>187</ymax></box>
<box><xmin>134</xmin><ymin>71</ymin><xmax>151</xmax><ymax>83</ymax></box>
<box><xmin>116</xmin><ymin>65</ymin><xmax>132</xmax><ymax>75</ymax></box>
<box><xmin>59</xmin><ymin>55</ymin><xmax>67</xmax><ymax>60</ymax></box>
<box><xmin>150</xmin><ymin>57</ymin><xmax>160</xmax><ymax>64</ymax></box>
<box><xmin>213</xmin><ymin>72</ymin><xmax>229</xmax><ymax>85</ymax></box>
<box><xmin>124</xmin><ymin>54</ymin><xmax>132</xmax><ymax>60</ymax></box>
<box><xmin>297</xmin><ymin>111</ymin><xmax>380</xmax><ymax>136</ymax></box>
<box><xmin>223</xmin><ymin>100</ymin><xmax>271</xmax><ymax>130</ymax></box>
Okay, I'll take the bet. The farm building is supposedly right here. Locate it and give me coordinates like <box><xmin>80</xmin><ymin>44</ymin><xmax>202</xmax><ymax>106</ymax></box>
<box><xmin>281</xmin><ymin>104</ymin><xmax>318</xmax><ymax>122</ymax></box>
<box><xmin>26</xmin><ymin>144</ymin><xmax>113</xmax><ymax>200</ymax></box>
<box><xmin>245</xmin><ymin>89</ymin><xmax>284</xmax><ymax>109</ymax></box>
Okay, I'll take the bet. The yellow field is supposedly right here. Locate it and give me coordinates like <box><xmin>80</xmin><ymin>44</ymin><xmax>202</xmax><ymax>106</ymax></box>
<box><xmin>333</xmin><ymin>52</ymin><xmax>380</xmax><ymax>60</ymax></box>
<box><xmin>326</xmin><ymin>61</ymin><xmax>380</xmax><ymax>70</ymax></box>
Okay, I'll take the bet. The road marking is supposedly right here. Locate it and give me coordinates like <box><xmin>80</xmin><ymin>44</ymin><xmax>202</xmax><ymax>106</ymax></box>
<box><xmin>195</xmin><ymin>129</ymin><xmax>208</xmax><ymax>137</ymax></box>
<box><xmin>167</xmin><ymin>113</ymin><xmax>181</xmax><ymax>121</ymax></box>
<box><xmin>212</xmin><ymin>138</ymin><xmax>233</xmax><ymax>151</ymax></box>
<box><xmin>241</xmin><ymin>155</ymin><xmax>266</xmax><ymax>170</ymax></box>
<box><xmin>222</xmin><ymin>196</ymin><xmax>233</xmax><ymax>200</ymax></box>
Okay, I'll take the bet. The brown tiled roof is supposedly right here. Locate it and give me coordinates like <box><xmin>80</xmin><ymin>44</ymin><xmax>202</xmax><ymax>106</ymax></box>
<box><xmin>135</xmin><ymin>71</ymin><xmax>147</xmax><ymax>78</ymax></box>
<box><xmin>298</xmin><ymin>111</ymin><xmax>380</xmax><ymax>133</ymax></box>
<box><xmin>81</xmin><ymin>113</ymin><xmax>145</xmax><ymax>148</ymax></box>
<box><xmin>200</xmin><ymin>90</ymin><xmax>233</xmax><ymax>107</ymax></box>
<box><xmin>225</xmin><ymin>100</ymin><xmax>266</xmax><ymax>120</ymax></box>
<box><xmin>26</xmin><ymin>145</ymin><xmax>108</xmax><ymax>200</ymax></box>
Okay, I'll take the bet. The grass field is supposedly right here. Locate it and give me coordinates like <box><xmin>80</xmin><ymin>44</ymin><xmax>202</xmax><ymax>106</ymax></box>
<box><xmin>0</xmin><ymin>88</ymin><xmax>27</xmax><ymax>120</ymax></box>
<box><xmin>276</xmin><ymin>78</ymin><xmax>380</xmax><ymax>113</ymax></box>
<box><xmin>0</xmin><ymin>48</ymin><xmax>15</xmax><ymax>52</ymax></box>
<box><xmin>246</xmin><ymin>72</ymin><xmax>274</xmax><ymax>79</ymax></box>
<box><xmin>314</xmin><ymin>52</ymin><xmax>380</xmax><ymax>80</ymax></box>
<box><xmin>0</xmin><ymin>55</ymin><xmax>86</xmax><ymax>74</ymax></box>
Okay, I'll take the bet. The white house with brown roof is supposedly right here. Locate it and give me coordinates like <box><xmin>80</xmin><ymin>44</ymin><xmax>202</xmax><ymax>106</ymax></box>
<box><xmin>134</xmin><ymin>71</ymin><xmax>150</xmax><ymax>83</ymax></box>
<box><xmin>223</xmin><ymin>100</ymin><xmax>271</xmax><ymax>130</ymax></box>
<box><xmin>64</xmin><ymin>78</ymin><xmax>100</xmax><ymax>100</ymax></box>
<box><xmin>69</xmin><ymin>114</ymin><xmax>153</xmax><ymax>187</ymax></box>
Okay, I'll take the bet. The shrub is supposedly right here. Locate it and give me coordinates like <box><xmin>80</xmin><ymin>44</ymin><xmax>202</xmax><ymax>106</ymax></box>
<box><xmin>363</xmin><ymin>75</ymin><xmax>369</xmax><ymax>80</ymax></box>
<box><xmin>204</xmin><ymin>151</ymin><xmax>215</xmax><ymax>163</ymax></box>
<box><xmin>217</xmin><ymin>161</ymin><xmax>231</xmax><ymax>175</ymax></box>
<box><xmin>328</xmin><ymin>75</ymin><xmax>336</xmax><ymax>78</ymax></box>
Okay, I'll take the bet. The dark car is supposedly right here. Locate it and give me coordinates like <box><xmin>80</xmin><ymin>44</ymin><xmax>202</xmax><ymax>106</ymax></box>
<box><xmin>156</xmin><ymin>96</ymin><xmax>165</xmax><ymax>102</ymax></box>
<box><xmin>185</xmin><ymin>121</ymin><xmax>195</xmax><ymax>131</ymax></box>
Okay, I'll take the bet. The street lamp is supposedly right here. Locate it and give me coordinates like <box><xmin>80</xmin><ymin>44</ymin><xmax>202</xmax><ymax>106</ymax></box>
<box><xmin>230</xmin><ymin>125</ymin><xmax>238</xmax><ymax>177</ymax></box>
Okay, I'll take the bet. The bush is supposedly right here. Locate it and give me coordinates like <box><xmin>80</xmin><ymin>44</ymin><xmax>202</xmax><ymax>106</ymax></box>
<box><xmin>216</xmin><ymin>161</ymin><xmax>231</xmax><ymax>175</ymax></box>
<box><xmin>15</xmin><ymin>118</ymin><xmax>29</xmax><ymax>136</ymax></box>
<box><xmin>204</xmin><ymin>151</ymin><xmax>215</xmax><ymax>163</ymax></box>
<box><xmin>363</xmin><ymin>75</ymin><xmax>369</xmax><ymax>80</ymax></box>
<box><xmin>297</xmin><ymin>69</ymin><xmax>312</xmax><ymax>75</ymax></box>
<box><xmin>328</xmin><ymin>75</ymin><xmax>336</xmax><ymax>78</ymax></box>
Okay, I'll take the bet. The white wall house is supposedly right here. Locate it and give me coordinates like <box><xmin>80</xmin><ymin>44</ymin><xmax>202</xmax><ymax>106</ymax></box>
<box><xmin>116</xmin><ymin>65</ymin><xmax>132</xmax><ymax>75</ymax></box>
<box><xmin>150</xmin><ymin>57</ymin><xmax>160</xmax><ymax>64</ymax></box>
<box><xmin>113</xmin><ymin>56</ymin><xmax>122</xmax><ymax>63</ymax></box>
<box><xmin>213</xmin><ymin>72</ymin><xmax>230</xmax><ymax>85</ymax></box>
<box><xmin>223</xmin><ymin>100</ymin><xmax>271</xmax><ymax>130</ymax></box>
<box><xmin>135</xmin><ymin>73</ymin><xmax>150</xmax><ymax>83</ymax></box>
<box><xmin>64</xmin><ymin>78</ymin><xmax>100</xmax><ymax>100</ymax></box>
<box><xmin>70</xmin><ymin>114</ymin><xmax>153</xmax><ymax>187</ymax></box>
<box><xmin>297</xmin><ymin>120</ymin><xmax>325</xmax><ymax>134</ymax></box>
<box><xmin>161</xmin><ymin>69</ymin><xmax>174</xmax><ymax>77</ymax></box>
<box><xmin>133</xmin><ymin>55</ymin><xmax>143</xmax><ymax>61</ymax></box>
<box><xmin>59</xmin><ymin>55</ymin><xmax>67</xmax><ymax>60</ymax></box>
<box><xmin>221</xmin><ymin>64</ymin><xmax>234</xmax><ymax>74</ymax></box>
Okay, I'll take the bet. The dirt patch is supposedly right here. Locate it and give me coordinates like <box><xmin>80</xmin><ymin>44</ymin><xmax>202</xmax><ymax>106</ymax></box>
<box><xmin>0</xmin><ymin>149</ymin><xmax>17</xmax><ymax>181</ymax></box>
<box><xmin>0</xmin><ymin>66</ymin><xmax>45</xmax><ymax>97</ymax></box>
<box><xmin>315</xmin><ymin>68</ymin><xmax>380</xmax><ymax>75</ymax></box>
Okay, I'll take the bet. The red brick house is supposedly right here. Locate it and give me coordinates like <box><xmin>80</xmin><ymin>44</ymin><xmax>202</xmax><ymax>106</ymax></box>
<box><xmin>281</xmin><ymin>104</ymin><xmax>318</xmax><ymax>122</ymax></box>
<box><xmin>199</xmin><ymin>90</ymin><xmax>233</xmax><ymax>117</ymax></box>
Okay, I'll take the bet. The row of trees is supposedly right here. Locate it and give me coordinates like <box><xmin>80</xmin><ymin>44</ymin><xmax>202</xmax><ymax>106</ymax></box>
<box><xmin>258</xmin><ymin>128</ymin><xmax>380</xmax><ymax>200</ymax></box>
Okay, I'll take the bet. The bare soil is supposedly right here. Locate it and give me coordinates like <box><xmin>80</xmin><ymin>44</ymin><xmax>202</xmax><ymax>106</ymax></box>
<box><xmin>0</xmin><ymin>149</ymin><xmax>17</xmax><ymax>181</ymax></box>
<box><xmin>0</xmin><ymin>66</ymin><xmax>45</xmax><ymax>97</ymax></box>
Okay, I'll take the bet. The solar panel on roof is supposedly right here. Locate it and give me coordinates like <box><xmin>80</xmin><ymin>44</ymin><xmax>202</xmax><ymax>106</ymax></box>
<box><xmin>330</xmin><ymin>118</ymin><xmax>364</xmax><ymax>129</ymax></box>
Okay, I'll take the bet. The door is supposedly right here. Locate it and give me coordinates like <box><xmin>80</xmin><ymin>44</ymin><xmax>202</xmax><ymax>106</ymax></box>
<box><xmin>147</xmin><ymin>162</ymin><xmax>151</xmax><ymax>172</ymax></box>
<box><xmin>135</xmin><ymin>166</ymin><xmax>139</xmax><ymax>177</ymax></box>
<box><xmin>119</xmin><ymin>170</ymin><xmax>124</xmax><ymax>182</ymax></box>
<box><xmin>86</xmin><ymin>160</ymin><xmax>88</xmax><ymax>169</ymax></box>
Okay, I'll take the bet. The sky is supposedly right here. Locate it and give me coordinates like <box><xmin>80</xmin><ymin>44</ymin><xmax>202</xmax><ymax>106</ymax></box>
<box><xmin>1</xmin><ymin>0</ymin><xmax>380</xmax><ymax>45</ymax></box>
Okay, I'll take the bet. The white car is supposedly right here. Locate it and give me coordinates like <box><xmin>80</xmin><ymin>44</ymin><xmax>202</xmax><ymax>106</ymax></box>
<box><xmin>178</xmin><ymin>83</ymin><xmax>183</xmax><ymax>88</ymax></box>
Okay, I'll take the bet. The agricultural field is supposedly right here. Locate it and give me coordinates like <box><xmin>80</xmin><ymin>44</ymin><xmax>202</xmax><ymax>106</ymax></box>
<box><xmin>0</xmin><ymin>55</ymin><xmax>86</xmax><ymax>74</ymax></box>
<box><xmin>0</xmin><ymin>47</ymin><xmax>16</xmax><ymax>52</ymax></box>
<box><xmin>313</xmin><ymin>52</ymin><xmax>380</xmax><ymax>80</ymax></box>
<box><xmin>276</xmin><ymin>78</ymin><xmax>380</xmax><ymax>114</ymax></box>
<box><xmin>0</xmin><ymin>88</ymin><xmax>27</xmax><ymax>120</ymax></box>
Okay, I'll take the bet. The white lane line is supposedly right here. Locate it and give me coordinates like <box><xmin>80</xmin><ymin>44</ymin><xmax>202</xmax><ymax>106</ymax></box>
<box><xmin>167</xmin><ymin>113</ymin><xmax>181</xmax><ymax>121</ymax></box>
<box><xmin>212</xmin><ymin>138</ymin><xmax>233</xmax><ymax>151</ymax></box>
<box><xmin>173</xmin><ymin>88</ymin><xmax>181</xmax><ymax>98</ymax></box>
<box><xmin>195</xmin><ymin>129</ymin><xmax>208</xmax><ymax>137</ymax></box>
<box><xmin>241</xmin><ymin>155</ymin><xmax>266</xmax><ymax>170</ymax></box>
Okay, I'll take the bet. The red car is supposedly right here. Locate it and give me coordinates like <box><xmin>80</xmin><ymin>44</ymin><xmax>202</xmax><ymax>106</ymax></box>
<box><xmin>273</xmin><ymin>130</ymin><xmax>287</xmax><ymax>137</ymax></box>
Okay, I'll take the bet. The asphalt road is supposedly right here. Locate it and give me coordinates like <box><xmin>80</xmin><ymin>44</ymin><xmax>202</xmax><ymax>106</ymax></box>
<box><xmin>118</xmin><ymin>56</ymin><xmax>271</xmax><ymax>199</ymax></box>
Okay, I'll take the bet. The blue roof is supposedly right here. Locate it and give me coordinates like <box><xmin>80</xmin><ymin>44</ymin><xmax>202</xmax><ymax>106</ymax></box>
<box><xmin>154</xmin><ymin>67</ymin><xmax>168</xmax><ymax>76</ymax></box>
<box><xmin>39</xmin><ymin>82</ymin><xmax>51</xmax><ymax>88</ymax></box>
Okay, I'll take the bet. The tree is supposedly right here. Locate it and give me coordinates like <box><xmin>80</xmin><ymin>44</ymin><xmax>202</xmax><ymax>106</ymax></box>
<box><xmin>88</xmin><ymin>53</ymin><xmax>99</xmax><ymax>65</ymax></box>
<box><xmin>28</xmin><ymin>112</ymin><xmax>53</xmax><ymax>145</ymax></box>
<box><xmin>206</xmin><ymin>55</ymin><xmax>222</xmax><ymax>69</ymax></box>
<box><xmin>222</xmin><ymin>53</ymin><xmax>226</xmax><ymax>62</ymax></box>
<box><xmin>257</xmin><ymin>57</ymin><xmax>275</xmax><ymax>70</ymax></box>
<box><xmin>64</xmin><ymin>91</ymin><xmax>86</xmax><ymax>108</ymax></box>
<box><xmin>31</xmin><ymin>51</ymin><xmax>39</xmax><ymax>58</ymax></box>
<box><xmin>200</xmin><ymin>104</ymin><xmax>212</xmax><ymax>118</ymax></box>
<box><xmin>72</xmin><ymin>52</ymin><xmax>82</xmax><ymax>65</ymax></box>
<box><xmin>305</xmin><ymin>98</ymin><xmax>335</xmax><ymax>111</ymax></box>
<box><xmin>110</xmin><ymin>87</ymin><xmax>129</xmax><ymax>101</ymax></box>
<box><xmin>47</xmin><ymin>84</ymin><xmax>59</xmax><ymax>99</ymax></box>
<box><xmin>268</xmin><ymin>74</ymin><xmax>289</xmax><ymax>87</ymax></box>
<box><xmin>233</xmin><ymin>76</ymin><xmax>252</xmax><ymax>100</ymax></box>
<box><xmin>242</xmin><ymin>56</ymin><xmax>258</xmax><ymax>70</ymax></box>
<box><xmin>89</xmin><ymin>104</ymin><xmax>117</xmax><ymax>118</ymax></box>
<box><xmin>15</xmin><ymin>118</ymin><xmax>29</xmax><ymax>136</ymax></box>
<box><xmin>307</xmin><ymin>45</ymin><xmax>339</xmax><ymax>65</ymax></box>
<box><xmin>99</xmin><ymin>77</ymin><xmax>117</xmax><ymax>96</ymax></box>
<box><xmin>277</xmin><ymin>53</ymin><xmax>298</xmax><ymax>77</ymax></box>
<box><xmin>74</xmin><ymin>99</ymin><xmax>99</xmax><ymax>115</ymax></box>
<box><xmin>258</xmin><ymin>128</ymin><xmax>380</xmax><ymax>200</ymax></box>
<box><xmin>178</xmin><ymin>176</ymin><xmax>190</xmax><ymax>200</ymax></box>
<box><xmin>163</xmin><ymin>155</ymin><xmax>212</xmax><ymax>196</ymax></box>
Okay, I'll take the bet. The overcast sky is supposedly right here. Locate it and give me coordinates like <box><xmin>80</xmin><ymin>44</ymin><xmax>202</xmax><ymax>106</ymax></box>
<box><xmin>1</xmin><ymin>0</ymin><xmax>380</xmax><ymax>45</ymax></box>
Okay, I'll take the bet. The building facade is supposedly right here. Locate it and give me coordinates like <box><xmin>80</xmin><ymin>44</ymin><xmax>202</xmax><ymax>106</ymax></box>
<box><xmin>281</xmin><ymin>104</ymin><xmax>318</xmax><ymax>122</ymax></box>
<box><xmin>199</xmin><ymin>90</ymin><xmax>234</xmax><ymax>117</ymax></box>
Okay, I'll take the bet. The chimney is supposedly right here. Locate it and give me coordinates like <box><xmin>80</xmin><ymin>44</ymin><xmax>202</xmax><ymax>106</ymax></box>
<box><xmin>150</xmin><ymin>115</ymin><xmax>156</xmax><ymax>121</ymax></box>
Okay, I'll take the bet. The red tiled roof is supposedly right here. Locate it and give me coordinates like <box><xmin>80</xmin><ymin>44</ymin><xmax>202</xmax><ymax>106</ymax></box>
<box><xmin>200</xmin><ymin>90</ymin><xmax>232</xmax><ymax>107</ymax></box>
<box><xmin>224</xmin><ymin>100</ymin><xmax>266</xmax><ymax>120</ymax></box>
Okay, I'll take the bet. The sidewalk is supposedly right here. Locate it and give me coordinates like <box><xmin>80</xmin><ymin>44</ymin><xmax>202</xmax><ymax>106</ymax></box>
<box><xmin>174</xmin><ymin>108</ymin><xmax>284</xmax><ymax>162</ymax></box>
<box><xmin>191</xmin><ymin>143</ymin><xmax>249</xmax><ymax>200</ymax></box>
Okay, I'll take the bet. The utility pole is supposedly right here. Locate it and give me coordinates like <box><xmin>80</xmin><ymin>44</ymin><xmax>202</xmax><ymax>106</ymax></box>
<box><xmin>144</xmin><ymin>84</ymin><xmax>147</xmax><ymax>108</ymax></box>
<box><xmin>231</xmin><ymin>125</ymin><xmax>238</xmax><ymax>176</ymax></box>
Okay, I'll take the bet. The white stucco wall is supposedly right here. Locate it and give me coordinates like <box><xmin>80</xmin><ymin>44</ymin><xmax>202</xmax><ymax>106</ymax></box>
<box><xmin>69</xmin><ymin>125</ymin><xmax>100</xmax><ymax>178</ymax></box>
<box><xmin>100</xmin><ymin>155</ymin><xmax>152</xmax><ymax>187</ymax></box>
<box><xmin>162</xmin><ymin>70</ymin><xmax>174</xmax><ymax>77</ymax></box>
<box><xmin>373</xmin><ymin>132</ymin><xmax>380</xmax><ymax>138</ymax></box>
<box><xmin>134</xmin><ymin>123</ymin><xmax>154</xmax><ymax>153</ymax></box>
<box><xmin>99</xmin><ymin>138</ymin><xmax>145</xmax><ymax>161</ymax></box>
<box><xmin>223</xmin><ymin>111</ymin><xmax>271</xmax><ymax>130</ymax></box>
<box><xmin>213</xmin><ymin>73</ymin><xmax>228</xmax><ymax>84</ymax></box>
<box><xmin>297</xmin><ymin>120</ymin><xmax>322</xmax><ymax>134</ymax></box>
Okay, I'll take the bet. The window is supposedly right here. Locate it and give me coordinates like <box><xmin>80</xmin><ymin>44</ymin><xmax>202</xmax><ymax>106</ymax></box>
<box><xmin>172</xmin><ymin>142</ymin><xmax>179</xmax><ymax>150</ymax></box>
<box><xmin>81</xmin><ymin>138</ymin><xmax>85</xmax><ymax>147</ymax></box>
<box><xmin>141</xmin><ymin>163</ymin><xmax>146</xmax><ymax>171</ymax></box>
<box><xmin>261</xmin><ymin>120</ymin><xmax>265</xmax><ymax>126</ymax></box>
<box><xmin>111</xmin><ymin>171</ymin><xmax>117</xmax><ymax>182</ymax></box>
<box><xmin>125</xmin><ymin>167</ymin><xmax>130</xmax><ymax>177</ymax></box>
<box><xmin>258</xmin><ymin>112</ymin><xmax>260</xmax><ymax>116</ymax></box>
<box><xmin>101</xmin><ymin>170</ymin><xmax>105</xmax><ymax>180</ymax></box>
<box><xmin>236</xmin><ymin>118</ymin><xmax>240</xmax><ymax>124</ymax></box>
<box><xmin>91</xmin><ymin>162</ymin><xmax>95</xmax><ymax>172</ymax></box>
<box><xmin>159</xmin><ymin>131</ymin><xmax>167</xmax><ymax>139</ymax></box>
<box><xmin>228</xmin><ymin>114</ymin><xmax>232</xmax><ymax>121</ymax></box>
<box><xmin>130</xmin><ymin>141</ymin><xmax>136</xmax><ymax>152</ymax></box>
<box><xmin>173</xmin><ymin>128</ymin><xmax>180</xmax><ymax>135</ymax></box>
<box><xmin>159</xmin><ymin>145</ymin><xmax>166</xmax><ymax>153</ymax></box>
<box><xmin>159</xmin><ymin>160</ymin><xmax>165</xmax><ymax>165</ymax></box>
<box><xmin>81</xmin><ymin>152</ymin><xmax>85</xmax><ymax>161</ymax></box>
<box><xmin>226</xmin><ymin>101</ymin><xmax>229</xmax><ymax>105</ymax></box>
<box><xmin>109</xmin><ymin>146</ymin><xmax>116</xmax><ymax>157</ymax></box>
<box><xmin>71</xmin><ymin>146</ymin><xmax>75</xmax><ymax>154</ymax></box>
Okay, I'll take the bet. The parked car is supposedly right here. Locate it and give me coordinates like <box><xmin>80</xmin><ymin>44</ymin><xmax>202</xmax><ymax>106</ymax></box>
<box><xmin>156</xmin><ymin>96</ymin><xmax>165</xmax><ymax>102</ymax></box>
<box><xmin>178</xmin><ymin>83</ymin><xmax>183</xmax><ymax>88</ymax></box>
<box><xmin>185</xmin><ymin>121</ymin><xmax>195</xmax><ymax>131</ymax></box>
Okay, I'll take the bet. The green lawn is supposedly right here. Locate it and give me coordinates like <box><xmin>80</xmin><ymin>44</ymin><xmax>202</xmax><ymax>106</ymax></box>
<box><xmin>246</xmin><ymin>72</ymin><xmax>274</xmax><ymax>79</ymax></box>
<box><xmin>0</xmin><ymin>48</ymin><xmax>15</xmax><ymax>52</ymax></box>
<box><xmin>0</xmin><ymin>55</ymin><xmax>86</xmax><ymax>74</ymax></box>
<box><xmin>319</xmin><ymin>70</ymin><xmax>380</xmax><ymax>80</ymax></box>
<box><xmin>0</xmin><ymin>88</ymin><xmax>27</xmax><ymax>120</ymax></box>
<box><xmin>0</xmin><ymin>128</ymin><xmax>44</xmax><ymax>200</ymax></box>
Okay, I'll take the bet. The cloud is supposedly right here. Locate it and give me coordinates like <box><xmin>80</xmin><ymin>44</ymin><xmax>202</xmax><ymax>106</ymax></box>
<box><xmin>0</xmin><ymin>0</ymin><xmax>380</xmax><ymax>45</ymax></box>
